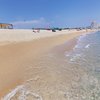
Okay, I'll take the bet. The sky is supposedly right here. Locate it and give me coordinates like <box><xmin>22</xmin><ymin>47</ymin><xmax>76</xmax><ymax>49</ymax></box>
<box><xmin>0</xmin><ymin>0</ymin><xmax>100</xmax><ymax>28</ymax></box>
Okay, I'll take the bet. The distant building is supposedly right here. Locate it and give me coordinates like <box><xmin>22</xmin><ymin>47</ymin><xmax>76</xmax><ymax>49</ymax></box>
<box><xmin>0</xmin><ymin>23</ymin><xmax>13</xmax><ymax>29</ymax></box>
<box><xmin>90</xmin><ymin>21</ymin><xmax>99</xmax><ymax>29</ymax></box>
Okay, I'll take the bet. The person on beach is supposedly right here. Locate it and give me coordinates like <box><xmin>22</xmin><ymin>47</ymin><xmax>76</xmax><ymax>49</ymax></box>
<box><xmin>32</xmin><ymin>28</ymin><xmax>40</xmax><ymax>33</ymax></box>
<box><xmin>32</xmin><ymin>28</ymin><xmax>37</xmax><ymax>33</ymax></box>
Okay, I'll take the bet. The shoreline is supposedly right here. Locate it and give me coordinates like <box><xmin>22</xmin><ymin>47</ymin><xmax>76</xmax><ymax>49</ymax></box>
<box><xmin>0</xmin><ymin>29</ymin><xmax>96</xmax><ymax>99</ymax></box>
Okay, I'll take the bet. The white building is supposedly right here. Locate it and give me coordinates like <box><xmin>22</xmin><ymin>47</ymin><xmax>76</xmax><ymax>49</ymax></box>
<box><xmin>90</xmin><ymin>21</ymin><xmax>99</xmax><ymax>29</ymax></box>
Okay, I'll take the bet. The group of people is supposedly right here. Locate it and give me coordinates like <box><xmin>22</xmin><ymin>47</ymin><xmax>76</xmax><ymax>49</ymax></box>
<box><xmin>33</xmin><ymin>28</ymin><xmax>40</xmax><ymax>33</ymax></box>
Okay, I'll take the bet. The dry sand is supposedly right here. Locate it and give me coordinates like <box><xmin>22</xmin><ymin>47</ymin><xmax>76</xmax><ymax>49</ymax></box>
<box><xmin>0</xmin><ymin>29</ymin><xmax>78</xmax><ymax>42</ymax></box>
<box><xmin>0</xmin><ymin>29</ymin><xmax>95</xmax><ymax>99</ymax></box>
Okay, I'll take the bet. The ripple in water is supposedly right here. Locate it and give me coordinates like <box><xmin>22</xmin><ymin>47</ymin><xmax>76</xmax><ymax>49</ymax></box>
<box><xmin>2</xmin><ymin>85</ymin><xmax>43</xmax><ymax>100</ymax></box>
<box><xmin>65</xmin><ymin>31</ymin><xmax>100</xmax><ymax>99</ymax></box>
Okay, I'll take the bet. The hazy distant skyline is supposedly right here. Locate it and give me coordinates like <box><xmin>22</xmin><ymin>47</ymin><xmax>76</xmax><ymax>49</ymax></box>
<box><xmin>0</xmin><ymin>0</ymin><xmax>100</xmax><ymax>28</ymax></box>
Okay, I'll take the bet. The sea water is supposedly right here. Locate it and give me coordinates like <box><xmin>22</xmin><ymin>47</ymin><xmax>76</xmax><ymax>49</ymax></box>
<box><xmin>2</xmin><ymin>31</ymin><xmax>100</xmax><ymax>100</ymax></box>
<box><xmin>66</xmin><ymin>31</ymin><xmax>100</xmax><ymax>74</ymax></box>
<box><xmin>66</xmin><ymin>31</ymin><xmax>100</xmax><ymax>99</ymax></box>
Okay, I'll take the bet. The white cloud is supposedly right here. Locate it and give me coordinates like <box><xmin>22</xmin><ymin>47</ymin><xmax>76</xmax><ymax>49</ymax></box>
<box><xmin>11</xmin><ymin>18</ymin><xmax>50</xmax><ymax>29</ymax></box>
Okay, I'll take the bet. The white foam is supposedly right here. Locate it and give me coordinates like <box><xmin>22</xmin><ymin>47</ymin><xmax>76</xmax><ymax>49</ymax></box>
<box><xmin>66</xmin><ymin>35</ymin><xmax>84</xmax><ymax>57</ymax></box>
<box><xmin>1</xmin><ymin>85</ymin><xmax>24</xmax><ymax>100</ymax></box>
<box><xmin>70</xmin><ymin>54</ymin><xmax>82</xmax><ymax>62</ymax></box>
<box><xmin>73</xmin><ymin>34</ymin><xmax>87</xmax><ymax>51</ymax></box>
<box><xmin>78</xmin><ymin>34</ymin><xmax>87</xmax><ymax>42</ymax></box>
<box><xmin>2</xmin><ymin>85</ymin><xmax>43</xmax><ymax>100</ymax></box>
<box><xmin>85</xmin><ymin>44</ymin><xmax>90</xmax><ymax>48</ymax></box>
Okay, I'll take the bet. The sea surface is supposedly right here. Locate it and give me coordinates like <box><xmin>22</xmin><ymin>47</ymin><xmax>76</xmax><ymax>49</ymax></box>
<box><xmin>2</xmin><ymin>31</ymin><xmax>100</xmax><ymax>100</ymax></box>
<box><xmin>66</xmin><ymin>31</ymin><xmax>100</xmax><ymax>99</ymax></box>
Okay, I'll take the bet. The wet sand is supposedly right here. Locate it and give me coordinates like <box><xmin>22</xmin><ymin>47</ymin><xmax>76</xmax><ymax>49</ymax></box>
<box><xmin>0</xmin><ymin>29</ymin><xmax>95</xmax><ymax>99</ymax></box>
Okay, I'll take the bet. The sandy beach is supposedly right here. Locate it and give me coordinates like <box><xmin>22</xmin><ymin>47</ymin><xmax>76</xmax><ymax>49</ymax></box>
<box><xmin>0</xmin><ymin>29</ymin><xmax>95</xmax><ymax>99</ymax></box>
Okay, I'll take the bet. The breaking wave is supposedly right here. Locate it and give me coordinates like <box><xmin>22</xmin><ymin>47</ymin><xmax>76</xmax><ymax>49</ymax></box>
<box><xmin>2</xmin><ymin>85</ymin><xmax>43</xmax><ymax>100</ymax></box>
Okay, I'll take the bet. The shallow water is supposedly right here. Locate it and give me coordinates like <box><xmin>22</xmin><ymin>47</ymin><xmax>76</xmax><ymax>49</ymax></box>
<box><xmin>66</xmin><ymin>31</ymin><xmax>100</xmax><ymax>99</ymax></box>
<box><xmin>2</xmin><ymin>31</ymin><xmax>100</xmax><ymax>100</ymax></box>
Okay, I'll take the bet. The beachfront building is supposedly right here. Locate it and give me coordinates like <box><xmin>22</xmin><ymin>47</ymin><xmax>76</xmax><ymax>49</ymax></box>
<box><xmin>0</xmin><ymin>23</ymin><xmax>13</xmax><ymax>29</ymax></box>
<box><xmin>90</xmin><ymin>21</ymin><xmax>99</xmax><ymax>29</ymax></box>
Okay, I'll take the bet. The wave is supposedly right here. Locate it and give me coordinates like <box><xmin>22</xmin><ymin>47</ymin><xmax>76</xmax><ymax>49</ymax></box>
<box><xmin>2</xmin><ymin>85</ymin><xmax>43</xmax><ymax>100</ymax></box>
<box><xmin>85</xmin><ymin>44</ymin><xmax>90</xmax><ymax>49</ymax></box>
<box><xmin>65</xmin><ymin>32</ymin><xmax>95</xmax><ymax>63</ymax></box>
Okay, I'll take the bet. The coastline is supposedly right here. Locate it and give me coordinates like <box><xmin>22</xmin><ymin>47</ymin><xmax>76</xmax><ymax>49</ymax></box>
<box><xmin>0</xmin><ymin>29</ymin><xmax>96</xmax><ymax>99</ymax></box>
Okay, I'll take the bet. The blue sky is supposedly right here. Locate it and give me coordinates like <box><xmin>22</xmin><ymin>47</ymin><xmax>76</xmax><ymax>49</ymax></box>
<box><xmin>0</xmin><ymin>0</ymin><xmax>100</xmax><ymax>28</ymax></box>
